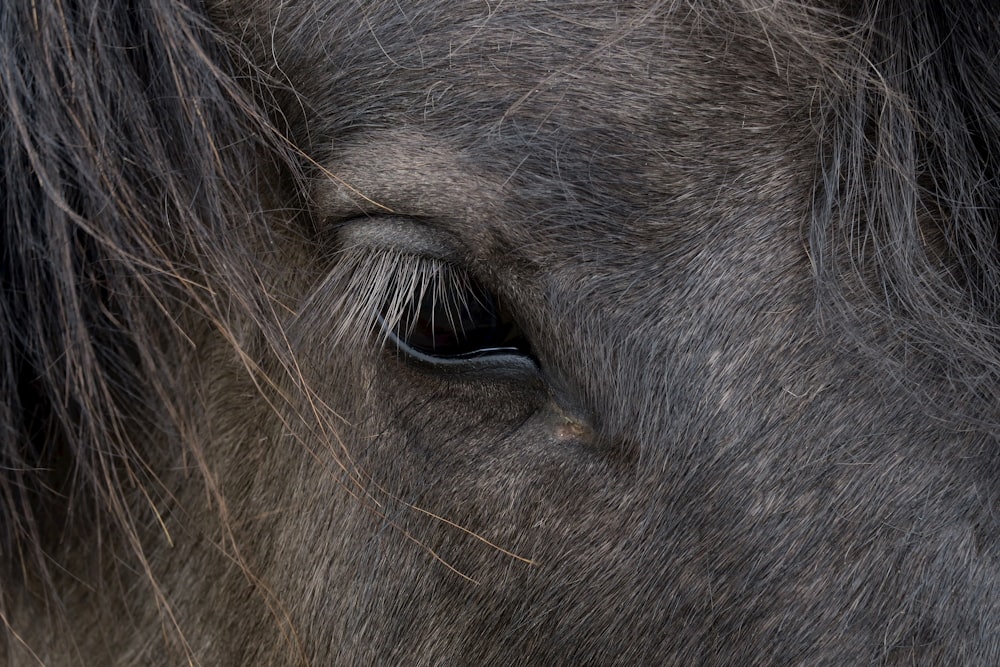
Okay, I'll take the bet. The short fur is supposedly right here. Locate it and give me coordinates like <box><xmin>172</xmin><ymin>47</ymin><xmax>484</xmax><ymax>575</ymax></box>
<box><xmin>2</xmin><ymin>0</ymin><xmax>998</xmax><ymax>664</ymax></box>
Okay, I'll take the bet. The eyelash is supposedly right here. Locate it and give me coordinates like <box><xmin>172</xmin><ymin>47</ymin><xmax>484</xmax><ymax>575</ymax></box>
<box><xmin>309</xmin><ymin>246</ymin><xmax>533</xmax><ymax>365</ymax></box>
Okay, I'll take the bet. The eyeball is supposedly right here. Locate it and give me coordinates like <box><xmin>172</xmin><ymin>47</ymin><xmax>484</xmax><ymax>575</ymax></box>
<box><xmin>381</xmin><ymin>261</ymin><xmax>534</xmax><ymax>363</ymax></box>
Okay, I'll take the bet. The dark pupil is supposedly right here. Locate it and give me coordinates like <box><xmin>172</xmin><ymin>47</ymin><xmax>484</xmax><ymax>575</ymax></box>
<box><xmin>390</xmin><ymin>273</ymin><xmax>530</xmax><ymax>360</ymax></box>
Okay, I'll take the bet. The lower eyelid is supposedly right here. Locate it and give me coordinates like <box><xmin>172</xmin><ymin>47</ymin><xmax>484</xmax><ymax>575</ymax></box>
<box><xmin>385</xmin><ymin>334</ymin><xmax>539</xmax><ymax>376</ymax></box>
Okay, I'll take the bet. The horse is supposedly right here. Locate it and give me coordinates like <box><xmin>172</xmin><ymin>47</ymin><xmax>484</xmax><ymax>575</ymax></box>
<box><xmin>2</xmin><ymin>0</ymin><xmax>998</xmax><ymax>663</ymax></box>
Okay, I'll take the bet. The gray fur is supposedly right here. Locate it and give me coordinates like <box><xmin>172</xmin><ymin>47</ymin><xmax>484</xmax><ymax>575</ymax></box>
<box><xmin>2</xmin><ymin>0</ymin><xmax>998</xmax><ymax>664</ymax></box>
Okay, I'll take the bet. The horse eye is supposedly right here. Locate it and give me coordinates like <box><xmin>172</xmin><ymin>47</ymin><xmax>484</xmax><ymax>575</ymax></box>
<box><xmin>382</xmin><ymin>265</ymin><xmax>534</xmax><ymax>363</ymax></box>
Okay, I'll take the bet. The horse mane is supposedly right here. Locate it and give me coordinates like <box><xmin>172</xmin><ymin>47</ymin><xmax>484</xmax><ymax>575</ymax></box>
<box><xmin>0</xmin><ymin>0</ymin><xmax>293</xmax><ymax>592</ymax></box>
<box><xmin>810</xmin><ymin>0</ymin><xmax>1000</xmax><ymax>434</ymax></box>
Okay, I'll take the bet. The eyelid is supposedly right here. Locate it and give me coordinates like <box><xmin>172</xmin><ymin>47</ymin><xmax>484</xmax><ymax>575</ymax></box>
<box><xmin>378</xmin><ymin>311</ymin><xmax>538</xmax><ymax>375</ymax></box>
<box><xmin>335</xmin><ymin>216</ymin><xmax>459</xmax><ymax>262</ymax></box>
<box><xmin>339</xmin><ymin>239</ymin><xmax>536</xmax><ymax>372</ymax></box>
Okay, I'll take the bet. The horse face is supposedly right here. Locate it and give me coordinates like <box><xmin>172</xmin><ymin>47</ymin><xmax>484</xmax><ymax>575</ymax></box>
<box><xmin>185</xmin><ymin>2</ymin><xmax>980</xmax><ymax>663</ymax></box>
<box><xmin>4</xmin><ymin>0</ymin><xmax>998</xmax><ymax>664</ymax></box>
